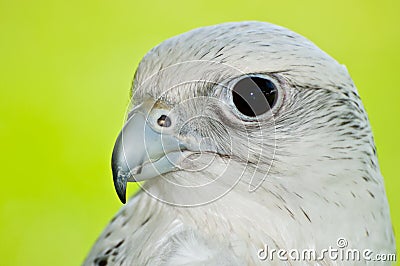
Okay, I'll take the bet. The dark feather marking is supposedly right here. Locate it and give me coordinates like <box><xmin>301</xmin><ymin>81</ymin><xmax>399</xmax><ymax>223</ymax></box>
<box><xmin>268</xmin><ymin>189</ymin><xmax>287</xmax><ymax>203</ymax></box>
<box><xmin>213</xmin><ymin>53</ymin><xmax>223</xmax><ymax>59</ymax></box>
<box><xmin>284</xmin><ymin>205</ymin><xmax>295</xmax><ymax>219</ymax></box>
<box><xmin>362</xmin><ymin>176</ymin><xmax>371</xmax><ymax>182</ymax></box>
<box><xmin>115</xmin><ymin>240</ymin><xmax>124</xmax><ymax>248</ymax></box>
<box><xmin>367</xmin><ymin>190</ymin><xmax>375</xmax><ymax>199</ymax></box>
<box><xmin>94</xmin><ymin>256</ymin><xmax>108</xmax><ymax>266</ymax></box>
<box><xmin>300</xmin><ymin>207</ymin><xmax>312</xmax><ymax>223</ymax></box>
<box><xmin>294</xmin><ymin>192</ymin><xmax>303</xmax><ymax>199</ymax></box>
<box><xmin>215</xmin><ymin>46</ymin><xmax>225</xmax><ymax>55</ymax></box>
<box><xmin>110</xmin><ymin>216</ymin><xmax>117</xmax><ymax>223</ymax></box>
<box><xmin>198</xmin><ymin>50</ymin><xmax>210</xmax><ymax>59</ymax></box>
<box><xmin>141</xmin><ymin>216</ymin><xmax>151</xmax><ymax>227</ymax></box>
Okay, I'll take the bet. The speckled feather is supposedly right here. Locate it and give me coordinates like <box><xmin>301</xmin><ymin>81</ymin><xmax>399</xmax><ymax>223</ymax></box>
<box><xmin>84</xmin><ymin>21</ymin><xmax>395</xmax><ymax>265</ymax></box>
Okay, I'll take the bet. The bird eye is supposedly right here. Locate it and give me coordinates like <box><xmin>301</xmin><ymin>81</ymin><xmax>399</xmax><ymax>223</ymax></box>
<box><xmin>231</xmin><ymin>76</ymin><xmax>278</xmax><ymax>117</ymax></box>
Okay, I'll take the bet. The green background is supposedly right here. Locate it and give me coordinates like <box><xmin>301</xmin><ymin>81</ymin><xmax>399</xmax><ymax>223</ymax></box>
<box><xmin>1</xmin><ymin>0</ymin><xmax>398</xmax><ymax>265</ymax></box>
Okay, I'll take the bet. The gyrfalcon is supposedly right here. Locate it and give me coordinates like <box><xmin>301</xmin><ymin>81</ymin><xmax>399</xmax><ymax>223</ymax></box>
<box><xmin>84</xmin><ymin>21</ymin><xmax>395</xmax><ymax>265</ymax></box>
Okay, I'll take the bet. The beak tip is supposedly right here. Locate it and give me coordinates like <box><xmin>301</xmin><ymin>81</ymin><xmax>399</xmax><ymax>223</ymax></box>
<box><xmin>116</xmin><ymin>185</ymin><xmax>127</xmax><ymax>204</ymax></box>
<box><xmin>112</xmin><ymin>169</ymin><xmax>128</xmax><ymax>204</ymax></box>
<box><xmin>119</xmin><ymin>195</ymin><xmax>127</xmax><ymax>204</ymax></box>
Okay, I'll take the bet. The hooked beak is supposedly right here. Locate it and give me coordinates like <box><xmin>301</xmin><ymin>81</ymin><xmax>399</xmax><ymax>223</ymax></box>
<box><xmin>111</xmin><ymin>105</ymin><xmax>183</xmax><ymax>203</ymax></box>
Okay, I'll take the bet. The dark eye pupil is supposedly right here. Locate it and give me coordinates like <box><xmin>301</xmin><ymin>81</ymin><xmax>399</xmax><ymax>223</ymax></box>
<box><xmin>232</xmin><ymin>76</ymin><xmax>277</xmax><ymax>117</ymax></box>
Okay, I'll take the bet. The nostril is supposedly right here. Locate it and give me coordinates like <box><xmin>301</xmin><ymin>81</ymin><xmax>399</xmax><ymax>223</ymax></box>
<box><xmin>157</xmin><ymin>115</ymin><xmax>171</xmax><ymax>127</ymax></box>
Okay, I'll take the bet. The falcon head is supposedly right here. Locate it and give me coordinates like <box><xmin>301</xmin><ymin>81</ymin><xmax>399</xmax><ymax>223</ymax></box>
<box><xmin>112</xmin><ymin>21</ymin><xmax>378</xmax><ymax>208</ymax></box>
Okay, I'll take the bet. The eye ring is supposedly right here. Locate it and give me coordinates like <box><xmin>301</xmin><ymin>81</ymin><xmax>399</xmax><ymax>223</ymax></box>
<box><xmin>228</xmin><ymin>74</ymin><xmax>281</xmax><ymax>119</ymax></box>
